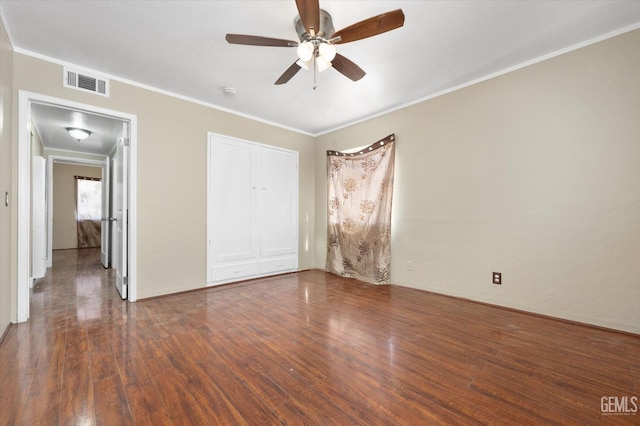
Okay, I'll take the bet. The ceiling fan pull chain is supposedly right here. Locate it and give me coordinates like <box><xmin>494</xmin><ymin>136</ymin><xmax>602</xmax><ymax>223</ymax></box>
<box><xmin>313</xmin><ymin>54</ymin><xmax>318</xmax><ymax>90</ymax></box>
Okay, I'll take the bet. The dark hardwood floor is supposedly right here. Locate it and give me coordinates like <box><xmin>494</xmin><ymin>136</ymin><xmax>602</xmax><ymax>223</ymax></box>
<box><xmin>0</xmin><ymin>248</ymin><xmax>638</xmax><ymax>425</ymax></box>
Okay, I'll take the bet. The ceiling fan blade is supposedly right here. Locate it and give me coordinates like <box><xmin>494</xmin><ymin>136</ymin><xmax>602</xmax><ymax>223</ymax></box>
<box><xmin>332</xmin><ymin>9</ymin><xmax>405</xmax><ymax>44</ymax></box>
<box><xmin>332</xmin><ymin>54</ymin><xmax>366</xmax><ymax>82</ymax></box>
<box><xmin>275</xmin><ymin>61</ymin><xmax>302</xmax><ymax>85</ymax></box>
<box><xmin>226</xmin><ymin>34</ymin><xmax>297</xmax><ymax>47</ymax></box>
<box><xmin>295</xmin><ymin>0</ymin><xmax>320</xmax><ymax>35</ymax></box>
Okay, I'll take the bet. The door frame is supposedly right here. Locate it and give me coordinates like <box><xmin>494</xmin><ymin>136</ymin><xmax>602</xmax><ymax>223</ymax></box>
<box><xmin>17</xmin><ymin>90</ymin><xmax>139</xmax><ymax>323</ymax></box>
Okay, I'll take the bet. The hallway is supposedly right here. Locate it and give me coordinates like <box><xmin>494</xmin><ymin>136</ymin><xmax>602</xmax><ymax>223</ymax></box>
<box><xmin>31</xmin><ymin>248</ymin><xmax>121</xmax><ymax>324</ymax></box>
<box><xmin>0</xmin><ymin>248</ymin><xmax>127</xmax><ymax>425</ymax></box>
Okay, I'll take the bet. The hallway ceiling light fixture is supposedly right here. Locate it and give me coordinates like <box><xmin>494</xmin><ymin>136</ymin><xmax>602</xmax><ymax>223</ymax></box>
<box><xmin>66</xmin><ymin>127</ymin><xmax>91</xmax><ymax>141</ymax></box>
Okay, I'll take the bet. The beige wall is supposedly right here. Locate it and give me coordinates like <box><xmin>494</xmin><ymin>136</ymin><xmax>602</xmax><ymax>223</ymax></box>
<box><xmin>11</xmin><ymin>53</ymin><xmax>316</xmax><ymax>300</ymax></box>
<box><xmin>52</xmin><ymin>164</ymin><xmax>102</xmax><ymax>250</ymax></box>
<box><xmin>315</xmin><ymin>29</ymin><xmax>640</xmax><ymax>334</ymax></box>
<box><xmin>0</xmin><ymin>12</ymin><xmax>13</xmax><ymax>336</ymax></box>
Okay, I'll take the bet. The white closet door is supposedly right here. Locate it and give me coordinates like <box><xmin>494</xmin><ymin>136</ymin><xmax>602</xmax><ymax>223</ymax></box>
<box><xmin>259</xmin><ymin>147</ymin><xmax>298</xmax><ymax>258</ymax></box>
<box><xmin>209</xmin><ymin>137</ymin><xmax>259</xmax><ymax>263</ymax></box>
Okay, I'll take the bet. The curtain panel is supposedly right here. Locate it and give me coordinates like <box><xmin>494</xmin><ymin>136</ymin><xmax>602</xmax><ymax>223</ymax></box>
<box><xmin>326</xmin><ymin>134</ymin><xmax>395</xmax><ymax>284</ymax></box>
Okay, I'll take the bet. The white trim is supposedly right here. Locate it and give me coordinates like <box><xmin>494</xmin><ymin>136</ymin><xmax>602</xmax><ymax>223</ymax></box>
<box><xmin>43</xmin><ymin>147</ymin><xmax>107</xmax><ymax>160</ymax></box>
<box><xmin>17</xmin><ymin>91</ymin><xmax>139</xmax><ymax>323</ymax></box>
<box><xmin>206</xmin><ymin>137</ymin><xmax>213</xmax><ymax>284</ymax></box>
<box><xmin>46</xmin><ymin>155</ymin><xmax>106</xmax><ymax>268</ymax></box>
<box><xmin>47</xmin><ymin>156</ymin><xmax>106</xmax><ymax>166</ymax></box>
<box><xmin>17</xmin><ymin>93</ymin><xmax>31</xmax><ymax>322</ymax></box>
<box><xmin>126</xmin><ymin>119</ymin><xmax>138</xmax><ymax>301</ymax></box>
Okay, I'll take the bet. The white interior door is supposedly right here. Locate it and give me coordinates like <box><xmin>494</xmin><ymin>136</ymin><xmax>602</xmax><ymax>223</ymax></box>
<box><xmin>31</xmin><ymin>156</ymin><xmax>47</xmax><ymax>282</ymax></box>
<box><xmin>100</xmin><ymin>158</ymin><xmax>110</xmax><ymax>268</ymax></box>
<box><xmin>113</xmin><ymin>127</ymin><xmax>129</xmax><ymax>299</ymax></box>
<box><xmin>110</xmin><ymin>158</ymin><xmax>117</xmax><ymax>270</ymax></box>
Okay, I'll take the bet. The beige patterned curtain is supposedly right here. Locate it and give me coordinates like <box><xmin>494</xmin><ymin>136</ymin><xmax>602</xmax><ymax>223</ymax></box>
<box><xmin>326</xmin><ymin>134</ymin><xmax>395</xmax><ymax>284</ymax></box>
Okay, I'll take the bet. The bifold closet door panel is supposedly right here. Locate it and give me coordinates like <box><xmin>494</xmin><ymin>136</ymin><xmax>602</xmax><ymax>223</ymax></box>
<box><xmin>209</xmin><ymin>138</ymin><xmax>260</xmax><ymax>263</ymax></box>
<box><xmin>259</xmin><ymin>147</ymin><xmax>298</xmax><ymax>259</ymax></box>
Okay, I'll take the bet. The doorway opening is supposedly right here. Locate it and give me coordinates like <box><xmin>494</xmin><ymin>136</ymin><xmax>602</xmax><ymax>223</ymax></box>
<box><xmin>17</xmin><ymin>90</ymin><xmax>138</xmax><ymax>323</ymax></box>
<box><xmin>75</xmin><ymin>175</ymin><xmax>102</xmax><ymax>248</ymax></box>
<box><xmin>46</xmin><ymin>157</ymin><xmax>108</xmax><ymax>268</ymax></box>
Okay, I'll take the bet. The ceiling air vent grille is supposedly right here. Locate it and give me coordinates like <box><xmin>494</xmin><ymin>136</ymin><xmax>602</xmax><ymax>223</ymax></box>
<box><xmin>63</xmin><ymin>67</ymin><xmax>109</xmax><ymax>97</ymax></box>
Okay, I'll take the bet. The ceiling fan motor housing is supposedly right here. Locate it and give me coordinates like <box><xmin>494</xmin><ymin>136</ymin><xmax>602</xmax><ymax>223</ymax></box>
<box><xmin>295</xmin><ymin>9</ymin><xmax>335</xmax><ymax>41</ymax></box>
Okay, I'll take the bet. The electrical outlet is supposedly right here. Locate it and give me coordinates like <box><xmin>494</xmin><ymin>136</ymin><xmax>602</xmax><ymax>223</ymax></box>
<box><xmin>492</xmin><ymin>272</ymin><xmax>502</xmax><ymax>285</ymax></box>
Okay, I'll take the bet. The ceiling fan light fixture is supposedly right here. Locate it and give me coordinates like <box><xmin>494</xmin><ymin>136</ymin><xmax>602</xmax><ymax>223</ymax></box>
<box><xmin>66</xmin><ymin>127</ymin><xmax>91</xmax><ymax>141</ymax></box>
<box><xmin>296</xmin><ymin>41</ymin><xmax>314</xmax><ymax>62</ymax></box>
<box><xmin>318</xmin><ymin>42</ymin><xmax>336</xmax><ymax>62</ymax></box>
<box><xmin>296</xmin><ymin>58</ymin><xmax>311</xmax><ymax>71</ymax></box>
<box><xmin>316</xmin><ymin>55</ymin><xmax>332</xmax><ymax>72</ymax></box>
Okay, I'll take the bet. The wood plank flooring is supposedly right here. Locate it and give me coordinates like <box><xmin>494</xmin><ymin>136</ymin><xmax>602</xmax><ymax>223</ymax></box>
<box><xmin>0</xmin><ymin>248</ymin><xmax>638</xmax><ymax>425</ymax></box>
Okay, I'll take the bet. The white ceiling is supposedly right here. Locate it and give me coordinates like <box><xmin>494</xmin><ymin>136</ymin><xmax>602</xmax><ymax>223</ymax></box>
<box><xmin>3</xmin><ymin>1</ymin><xmax>640</xmax><ymax>145</ymax></box>
<box><xmin>31</xmin><ymin>103</ymin><xmax>125</xmax><ymax>156</ymax></box>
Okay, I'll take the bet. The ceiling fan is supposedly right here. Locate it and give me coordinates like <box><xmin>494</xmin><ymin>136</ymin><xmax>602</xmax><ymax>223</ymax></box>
<box><xmin>225</xmin><ymin>0</ymin><xmax>405</xmax><ymax>89</ymax></box>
